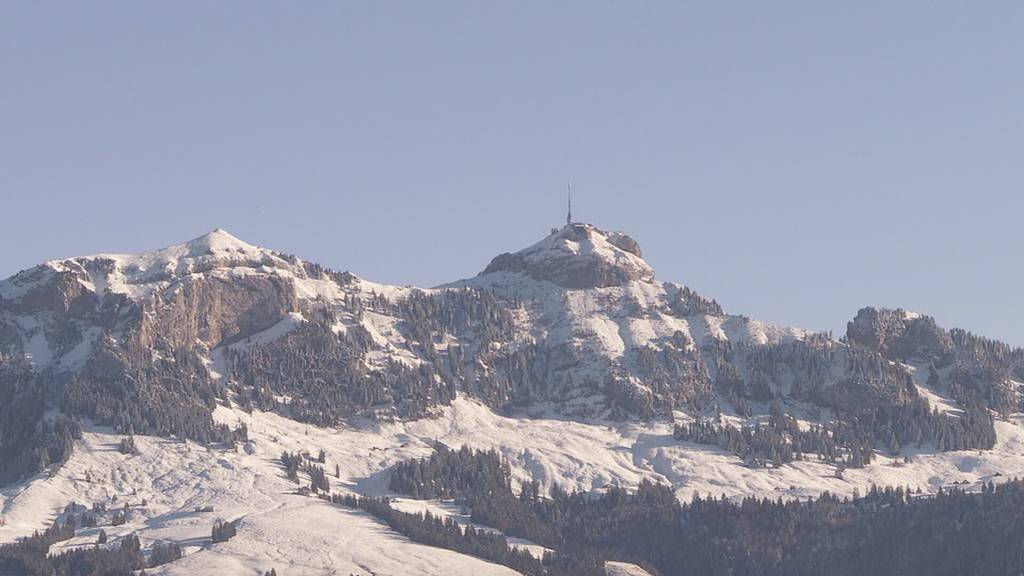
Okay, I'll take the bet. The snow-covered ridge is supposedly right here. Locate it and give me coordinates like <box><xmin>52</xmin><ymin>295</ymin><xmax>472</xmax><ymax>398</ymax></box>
<box><xmin>0</xmin><ymin>228</ymin><xmax>419</xmax><ymax>308</ymax></box>
<box><xmin>1</xmin><ymin>229</ymin><xmax>296</xmax><ymax>302</ymax></box>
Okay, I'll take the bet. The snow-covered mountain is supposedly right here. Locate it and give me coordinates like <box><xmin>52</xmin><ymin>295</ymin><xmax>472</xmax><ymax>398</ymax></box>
<box><xmin>0</xmin><ymin>223</ymin><xmax>809</xmax><ymax>432</ymax></box>
<box><xmin>2</xmin><ymin>223</ymin><xmax>1023</xmax><ymax>574</ymax></box>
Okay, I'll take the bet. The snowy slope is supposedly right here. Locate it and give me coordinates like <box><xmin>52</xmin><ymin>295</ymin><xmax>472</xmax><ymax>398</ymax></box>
<box><xmin>3</xmin><ymin>229</ymin><xmax>284</xmax><ymax>302</ymax></box>
<box><xmin>4</xmin><ymin>391</ymin><xmax>1024</xmax><ymax>573</ymax></box>
<box><xmin>3</xmin><ymin>224</ymin><xmax>1024</xmax><ymax>574</ymax></box>
<box><xmin>2</xmin><ymin>226</ymin><xmax>1021</xmax><ymax>505</ymax></box>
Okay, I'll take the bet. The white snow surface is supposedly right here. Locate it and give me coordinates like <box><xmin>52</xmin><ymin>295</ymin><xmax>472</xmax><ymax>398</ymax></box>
<box><xmin>388</xmin><ymin>498</ymin><xmax>553</xmax><ymax>560</ymax></box>
<box><xmin>509</xmin><ymin>224</ymin><xmax>656</xmax><ymax>284</ymax></box>
<box><xmin>0</xmin><ymin>229</ymin><xmax>362</xmax><ymax>306</ymax></box>
<box><xmin>3</xmin><ymin>394</ymin><xmax>1024</xmax><ymax>574</ymax></box>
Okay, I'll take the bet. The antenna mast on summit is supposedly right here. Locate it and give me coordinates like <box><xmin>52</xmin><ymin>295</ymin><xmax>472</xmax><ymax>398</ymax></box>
<box><xmin>566</xmin><ymin>182</ymin><xmax>573</xmax><ymax>225</ymax></box>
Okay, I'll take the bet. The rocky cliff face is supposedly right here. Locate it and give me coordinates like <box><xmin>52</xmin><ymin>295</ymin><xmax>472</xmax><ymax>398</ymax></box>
<box><xmin>141</xmin><ymin>274</ymin><xmax>299</xmax><ymax>350</ymax></box>
<box><xmin>0</xmin><ymin>225</ymin><xmax>1020</xmax><ymax>483</ymax></box>
<box><xmin>846</xmin><ymin>306</ymin><xmax>1024</xmax><ymax>416</ymax></box>
<box><xmin>0</xmin><ymin>231</ymin><xmax>323</xmax><ymax>479</ymax></box>
<box><xmin>846</xmin><ymin>307</ymin><xmax>953</xmax><ymax>361</ymax></box>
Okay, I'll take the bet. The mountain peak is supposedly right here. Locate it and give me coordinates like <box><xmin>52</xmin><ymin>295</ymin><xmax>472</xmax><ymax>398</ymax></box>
<box><xmin>479</xmin><ymin>223</ymin><xmax>655</xmax><ymax>289</ymax></box>
<box><xmin>0</xmin><ymin>228</ymin><xmax>279</xmax><ymax>307</ymax></box>
<box><xmin>182</xmin><ymin>228</ymin><xmax>260</xmax><ymax>257</ymax></box>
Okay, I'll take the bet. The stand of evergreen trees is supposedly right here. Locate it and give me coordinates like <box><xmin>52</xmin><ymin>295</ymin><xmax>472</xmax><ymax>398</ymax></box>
<box><xmin>0</xmin><ymin>355</ymin><xmax>81</xmax><ymax>484</ymax></box>
<box><xmin>226</xmin><ymin>287</ymin><xmax>531</xmax><ymax>424</ymax></box>
<box><xmin>280</xmin><ymin>451</ymin><xmax>330</xmax><ymax>493</ymax></box>
<box><xmin>689</xmin><ymin>334</ymin><xmax>1000</xmax><ymax>467</ymax></box>
<box><xmin>943</xmin><ymin>328</ymin><xmax>1024</xmax><ymax>415</ymax></box>
<box><xmin>228</xmin><ymin>319</ymin><xmax>456</xmax><ymax>424</ymax></box>
<box><xmin>387</xmin><ymin>444</ymin><xmax>1024</xmax><ymax>576</ymax></box>
<box><xmin>329</xmin><ymin>492</ymin><xmax>603</xmax><ymax>576</ymax></box>
<box><xmin>0</xmin><ymin>521</ymin><xmax>146</xmax><ymax>576</ymax></box>
<box><xmin>63</xmin><ymin>330</ymin><xmax>244</xmax><ymax>446</ymax></box>
<box><xmin>212</xmin><ymin>519</ymin><xmax>238</xmax><ymax>543</ymax></box>
<box><xmin>389</xmin><ymin>443</ymin><xmax>510</xmax><ymax>500</ymax></box>
<box><xmin>847</xmin><ymin>307</ymin><xmax>1024</xmax><ymax>416</ymax></box>
<box><xmin>148</xmin><ymin>540</ymin><xmax>183</xmax><ymax>568</ymax></box>
<box><xmin>674</xmin><ymin>397</ymin><xmax>996</xmax><ymax>469</ymax></box>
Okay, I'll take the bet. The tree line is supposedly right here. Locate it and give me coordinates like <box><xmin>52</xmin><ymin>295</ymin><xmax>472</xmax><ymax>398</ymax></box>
<box><xmin>674</xmin><ymin>397</ymin><xmax>995</xmax><ymax>469</ymax></box>
<box><xmin>387</xmin><ymin>443</ymin><xmax>1024</xmax><ymax>576</ymax></box>
<box><xmin>329</xmin><ymin>492</ymin><xmax>604</xmax><ymax>576</ymax></box>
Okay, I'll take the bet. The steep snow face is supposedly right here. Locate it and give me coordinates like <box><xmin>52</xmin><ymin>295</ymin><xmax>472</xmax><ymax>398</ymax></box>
<box><xmin>479</xmin><ymin>224</ymin><xmax>655</xmax><ymax>289</ymax></box>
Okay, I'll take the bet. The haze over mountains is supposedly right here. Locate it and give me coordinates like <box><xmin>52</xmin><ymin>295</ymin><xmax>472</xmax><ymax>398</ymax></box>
<box><xmin>1</xmin><ymin>222</ymin><xmax>1023</xmax><ymax>575</ymax></box>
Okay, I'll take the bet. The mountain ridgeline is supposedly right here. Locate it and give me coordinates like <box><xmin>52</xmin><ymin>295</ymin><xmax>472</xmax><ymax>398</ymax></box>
<box><xmin>0</xmin><ymin>224</ymin><xmax>1020</xmax><ymax>483</ymax></box>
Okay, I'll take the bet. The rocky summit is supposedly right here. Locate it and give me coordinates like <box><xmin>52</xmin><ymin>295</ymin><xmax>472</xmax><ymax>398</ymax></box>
<box><xmin>480</xmin><ymin>223</ymin><xmax>654</xmax><ymax>289</ymax></box>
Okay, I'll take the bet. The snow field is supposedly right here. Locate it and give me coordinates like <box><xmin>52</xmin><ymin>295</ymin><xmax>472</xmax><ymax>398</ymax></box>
<box><xmin>3</xmin><ymin>395</ymin><xmax>1024</xmax><ymax>574</ymax></box>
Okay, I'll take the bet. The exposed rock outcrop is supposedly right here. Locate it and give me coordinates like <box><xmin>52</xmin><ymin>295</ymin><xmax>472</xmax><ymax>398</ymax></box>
<box><xmin>846</xmin><ymin>307</ymin><xmax>952</xmax><ymax>360</ymax></box>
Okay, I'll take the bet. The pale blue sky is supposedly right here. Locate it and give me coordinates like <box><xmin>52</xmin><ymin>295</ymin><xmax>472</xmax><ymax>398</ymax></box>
<box><xmin>2</xmin><ymin>3</ymin><xmax>1022</xmax><ymax>344</ymax></box>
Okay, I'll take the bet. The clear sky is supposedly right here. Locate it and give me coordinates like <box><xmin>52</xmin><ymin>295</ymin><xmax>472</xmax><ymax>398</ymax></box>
<box><xmin>2</xmin><ymin>3</ymin><xmax>1022</xmax><ymax>345</ymax></box>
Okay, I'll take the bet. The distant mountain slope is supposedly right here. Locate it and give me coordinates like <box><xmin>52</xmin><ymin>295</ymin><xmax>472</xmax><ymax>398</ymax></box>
<box><xmin>3</xmin><ymin>223</ymin><xmax>1024</xmax><ymax>575</ymax></box>
<box><xmin>0</xmin><ymin>224</ymin><xmax>1020</xmax><ymax>485</ymax></box>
